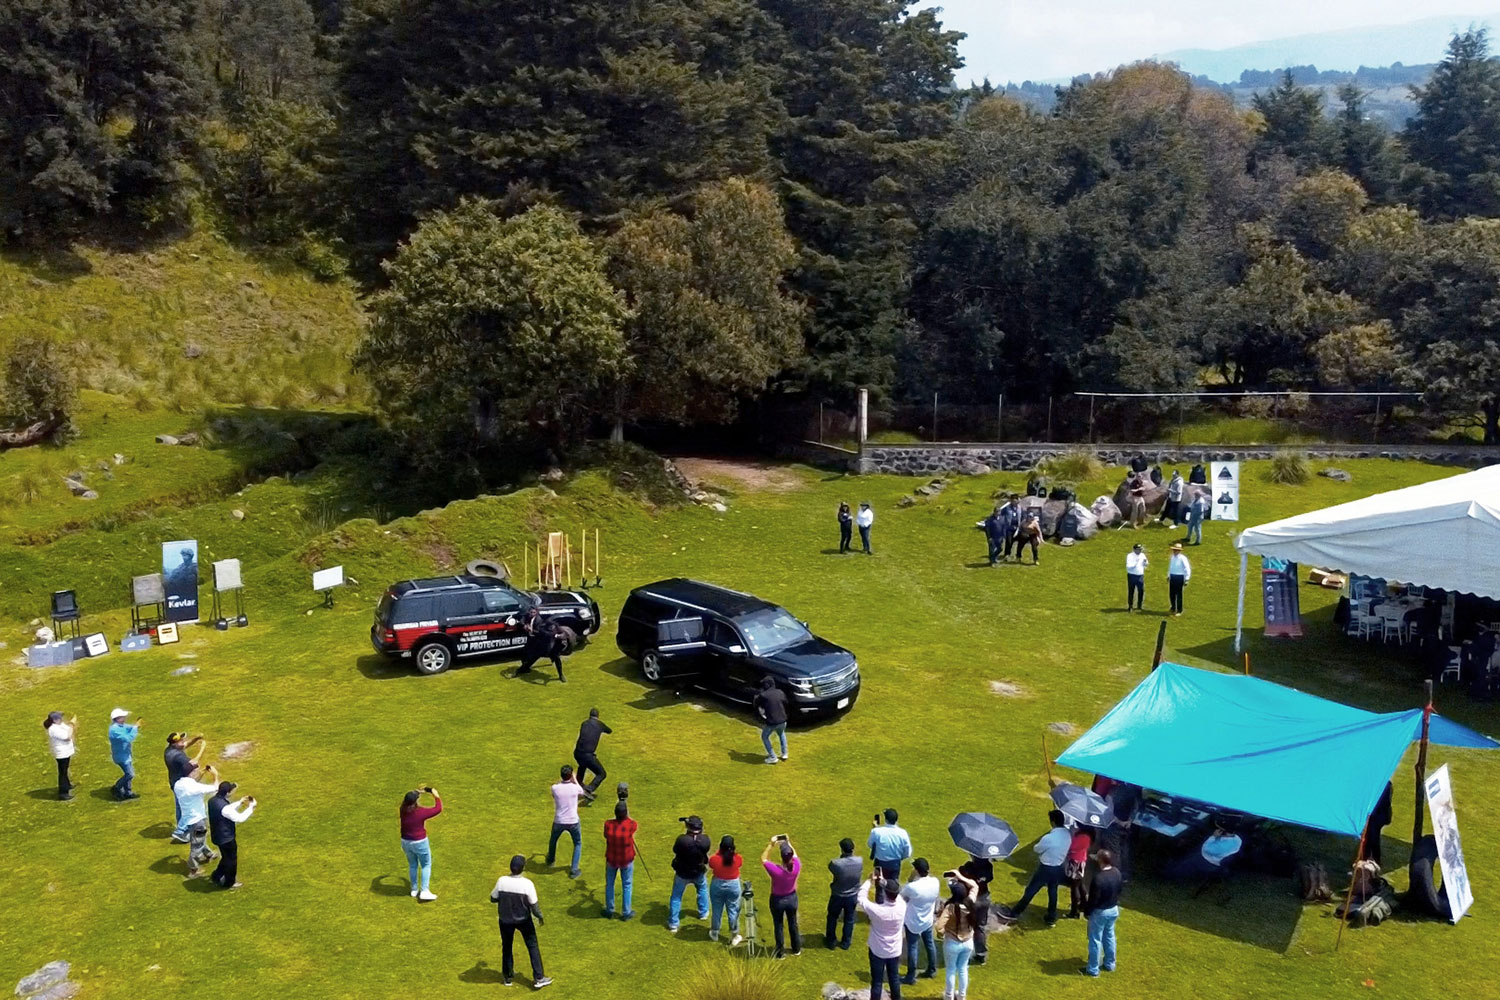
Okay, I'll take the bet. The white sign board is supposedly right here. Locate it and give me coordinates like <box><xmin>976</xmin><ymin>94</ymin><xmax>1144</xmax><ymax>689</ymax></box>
<box><xmin>84</xmin><ymin>633</ymin><xmax>110</xmax><ymax>657</ymax></box>
<box><xmin>1425</xmin><ymin>764</ymin><xmax>1473</xmax><ymax>922</ymax></box>
<box><xmin>213</xmin><ymin>558</ymin><xmax>243</xmax><ymax>592</ymax></box>
<box><xmin>312</xmin><ymin>565</ymin><xmax>345</xmax><ymax>592</ymax></box>
<box><xmin>1209</xmin><ymin>461</ymin><xmax>1240</xmax><ymax>522</ymax></box>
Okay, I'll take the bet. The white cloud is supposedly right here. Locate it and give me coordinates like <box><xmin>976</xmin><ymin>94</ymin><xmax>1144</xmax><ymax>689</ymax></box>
<box><xmin>922</xmin><ymin>1</ymin><xmax>1495</xmax><ymax>82</ymax></box>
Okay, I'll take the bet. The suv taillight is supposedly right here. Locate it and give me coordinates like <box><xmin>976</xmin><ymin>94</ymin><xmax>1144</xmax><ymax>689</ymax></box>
<box><xmin>380</xmin><ymin>628</ymin><xmax>396</xmax><ymax>643</ymax></box>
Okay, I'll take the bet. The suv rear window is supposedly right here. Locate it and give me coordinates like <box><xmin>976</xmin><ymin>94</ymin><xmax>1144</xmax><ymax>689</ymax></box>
<box><xmin>388</xmin><ymin>595</ymin><xmax>436</xmax><ymax>625</ymax></box>
<box><xmin>482</xmin><ymin>589</ymin><xmax>525</xmax><ymax>613</ymax></box>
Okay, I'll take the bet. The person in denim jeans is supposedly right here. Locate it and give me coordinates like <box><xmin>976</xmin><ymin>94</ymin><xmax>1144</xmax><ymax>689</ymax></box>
<box><xmin>1081</xmin><ymin>849</ymin><xmax>1122</xmax><ymax>977</ymax></box>
<box><xmin>668</xmin><ymin>816</ymin><xmax>711</xmax><ymax>932</ymax></box>
<box><xmin>707</xmin><ymin>835</ymin><xmax>744</xmax><ymax>943</ymax></box>
<box><xmin>754</xmin><ymin>678</ymin><xmax>789</xmax><ymax>765</ymax></box>
<box><xmin>108</xmin><ymin>709</ymin><xmax>141</xmax><ymax>800</ymax></box>
<box><xmin>935</xmin><ymin>871</ymin><xmax>979</xmax><ymax>1000</ymax></box>
<box><xmin>602</xmin><ymin>800</ymin><xmax>637</xmax><ymax>919</ymax></box>
<box><xmin>399</xmin><ymin>786</ymin><xmax>442</xmax><ymax>901</ymax></box>
<box><xmin>546</xmin><ymin>766</ymin><xmax>590</xmax><ymax>878</ymax></box>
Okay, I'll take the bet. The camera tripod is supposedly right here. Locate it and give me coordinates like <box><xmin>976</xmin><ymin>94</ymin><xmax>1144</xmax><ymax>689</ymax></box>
<box><xmin>739</xmin><ymin>881</ymin><xmax>773</xmax><ymax>959</ymax></box>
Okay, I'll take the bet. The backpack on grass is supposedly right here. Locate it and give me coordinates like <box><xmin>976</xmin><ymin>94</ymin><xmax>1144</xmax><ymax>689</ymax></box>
<box><xmin>1295</xmin><ymin>862</ymin><xmax>1332</xmax><ymax>902</ymax></box>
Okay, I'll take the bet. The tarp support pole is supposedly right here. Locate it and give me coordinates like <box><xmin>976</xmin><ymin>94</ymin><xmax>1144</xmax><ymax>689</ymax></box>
<box><xmin>1413</xmin><ymin>679</ymin><xmax>1434</xmax><ymax>847</ymax></box>
<box><xmin>1233</xmin><ymin>550</ymin><xmax>1248</xmax><ymax>653</ymax></box>
<box><xmin>1151</xmin><ymin>621</ymin><xmax>1166</xmax><ymax>671</ymax></box>
<box><xmin>1334</xmin><ymin>826</ymin><xmax>1369</xmax><ymax>951</ymax></box>
<box><xmin>1042</xmin><ymin>731</ymin><xmax>1055</xmax><ymax>786</ymax></box>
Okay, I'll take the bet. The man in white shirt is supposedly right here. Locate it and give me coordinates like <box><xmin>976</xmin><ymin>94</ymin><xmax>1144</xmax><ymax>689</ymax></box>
<box><xmin>545</xmin><ymin>765</ymin><xmax>590</xmax><ymax>878</ymax></box>
<box><xmin>858</xmin><ymin>873</ymin><xmax>908</xmax><ymax>1000</ymax></box>
<box><xmin>492</xmin><ymin>854</ymin><xmax>550</xmax><ymax>989</ymax></box>
<box><xmin>173</xmin><ymin>762</ymin><xmax>221</xmax><ymax>877</ymax></box>
<box><xmin>898</xmin><ymin>858</ymin><xmax>941</xmax><ymax>984</ymax></box>
<box><xmin>1125</xmin><ymin>544</ymin><xmax>1148</xmax><ymax>611</ymax></box>
<box><xmin>856</xmin><ymin>502</ymin><xmax>875</xmax><ymax>554</ymax></box>
<box><xmin>1003</xmin><ymin>809</ymin><xmax>1072</xmax><ymax>925</ymax></box>
<box><xmin>44</xmin><ymin>712</ymin><xmax>77</xmax><ymax>800</ymax></box>
<box><xmin>1167</xmin><ymin>543</ymin><xmax>1192</xmax><ymax>616</ymax></box>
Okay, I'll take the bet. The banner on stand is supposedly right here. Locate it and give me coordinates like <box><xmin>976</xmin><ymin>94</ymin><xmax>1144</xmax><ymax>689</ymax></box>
<box><xmin>1209</xmin><ymin>461</ymin><xmax>1240</xmax><ymax>522</ymax></box>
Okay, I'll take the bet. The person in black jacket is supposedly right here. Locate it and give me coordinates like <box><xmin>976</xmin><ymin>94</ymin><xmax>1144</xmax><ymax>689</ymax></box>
<box><xmin>491</xmin><ymin>854</ymin><xmax>550</xmax><ymax>989</ymax></box>
<box><xmin>754</xmin><ymin>677</ymin><xmax>790</xmax><ymax>764</ymax></box>
<box><xmin>573</xmin><ymin>708</ymin><xmax>611</xmax><ymax>795</ymax></box>
<box><xmin>669</xmin><ymin>816</ymin><xmax>711</xmax><ymax>932</ymax></box>
<box><xmin>516</xmin><ymin>609</ymin><xmax>566</xmax><ymax>682</ymax></box>
<box><xmin>1081</xmin><ymin>849</ymin><xmax>1122</xmax><ymax>977</ymax></box>
<box><xmin>837</xmin><ymin>502</ymin><xmax>854</xmax><ymax>554</ymax></box>
<box><xmin>207</xmin><ymin>781</ymin><xmax>257</xmax><ymax>889</ymax></box>
<box><xmin>979</xmin><ymin>507</ymin><xmax>1006</xmax><ymax>566</ymax></box>
<box><xmin>1361</xmin><ymin>782</ymin><xmax>1394</xmax><ymax>866</ymax></box>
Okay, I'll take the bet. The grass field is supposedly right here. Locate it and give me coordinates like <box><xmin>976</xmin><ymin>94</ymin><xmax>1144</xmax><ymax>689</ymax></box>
<box><xmin>2</xmin><ymin>431</ymin><xmax>1497</xmax><ymax>999</ymax></box>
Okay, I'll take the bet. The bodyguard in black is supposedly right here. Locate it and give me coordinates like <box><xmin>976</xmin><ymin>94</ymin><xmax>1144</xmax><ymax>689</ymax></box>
<box><xmin>573</xmin><ymin>709</ymin><xmax>612</xmax><ymax>795</ymax></box>
<box><xmin>517</xmin><ymin>609</ymin><xmax>566</xmax><ymax>682</ymax></box>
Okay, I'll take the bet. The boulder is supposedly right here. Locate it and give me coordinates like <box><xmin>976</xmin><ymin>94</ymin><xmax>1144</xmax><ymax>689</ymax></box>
<box><xmin>176</xmin><ymin>431</ymin><xmax>200</xmax><ymax>446</ymax></box>
<box><xmin>1113</xmin><ymin>473</ymin><xmax>1166</xmax><ymax>519</ymax></box>
<box><xmin>183</xmin><ymin>343</ymin><xmax>203</xmax><ymax>359</ymax></box>
<box><xmin>1320</xmin><ymin>467</ymin><xmax>1353</xmax><ymax>482</ymax></box>
<box><xmin>1039</xmin><ymin>499</ymin><xmax>1067</xmax><ymax>537</ymax></box>
<box><xmin>15</xmin><ymin>961</ymin><xmax>69</xmax><ymax>995</ymax></box>
<box><xmin>1090</xmin><ymin>495</ymin><xmax>1122</xmax><ymax>527</ymax></box>
<box><xmin>113</xmin><ymin>453</ymin><xmax>126</xmax><ymax>465</ymax></box>
<box><xmin>63</xmin><ymin>478</ymin><xmax>89</xmax><ymax>496</ymax></box>
<box><xmin>1058</xmin><ymin>502</ymin><xmax>1100</xmax><ymax>541</ymax></box>
<box><xmin>956</xmin><ymin>458</ymin><xmax>990</xmax><ymax>476</ymax></box>
<box><xmin>914</xmin><ymin>485</ymin><xmax>937</xmax><ymax>497</ymax></box>
<box><xmin>231</xmin><ymin>509</ymin><xmax>245</xmax><ymax>521</ymax></box>
<box><xmin>155</xmin><ymin>434</ymin><xmax>180</xmax><ymax>446</ymax></box>
<box><xmin>32</xmin><ymin>984</ymin><xmax>81</xmax><ymax>1000</ymax></box>
<box><xmin>79</xmin><ymin>490</ymin><xmax>98</xmax><ymax>500</ymax></box>
<box><xmin>896</xmin><ymin>495</ymin><xmax>916</xmax><ymax>508</ymax></box>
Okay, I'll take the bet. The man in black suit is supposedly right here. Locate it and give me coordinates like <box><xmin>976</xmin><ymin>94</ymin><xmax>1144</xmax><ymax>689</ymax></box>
<box><xmin>573</xmin><ymin>708</ymin><xmax>612</xmax><ymax>795</ymax></box>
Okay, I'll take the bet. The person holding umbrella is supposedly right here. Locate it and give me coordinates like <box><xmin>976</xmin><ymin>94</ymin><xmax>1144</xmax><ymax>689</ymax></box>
<box><xmin>1048</xmin><ymin>782</ymin><xmax>1112</xmax><ymax>919</ymax></box>
<box><xmin>947</xmin><ymin>811</ymin><xmax>1019</xmax><ymax>967</ymax></box>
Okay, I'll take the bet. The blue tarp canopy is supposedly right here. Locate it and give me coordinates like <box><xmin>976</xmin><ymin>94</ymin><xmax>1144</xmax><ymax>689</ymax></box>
<box><xmin>1057</xmin><ymin>662</ymin><xmax>1500</xmax><ymax>837</ymax></box>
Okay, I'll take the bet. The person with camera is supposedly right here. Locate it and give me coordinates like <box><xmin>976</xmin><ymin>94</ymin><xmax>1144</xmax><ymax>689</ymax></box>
<box><xmin>868</xmin><ymin>809</ymin><xmax>912</xmax><ymax>881</ymax></box>
<box><xmin>164</xmin><ymin>731</ymin><xmax>206</xmax><ymax>839</ymax></box>
<box><xmin>668</xmin><ymin>815</ymin><xmax>711</xmax><ymax>933</ymax></box>
<box><xmin>957</xmin><ymin>853</ymin><xmax>993</xmax><ymax>966</ymax></box>
<box><xmin>899</xmin><ymin>858</ymin><xmax>940</xmax><ymax>984</ymax></box>
<box><xmin>207</xmin><ymin>780</ymin><xmax>257</xmax><ymax>889</ymax></box>
<box><xmin>825</xmin><ymin>838</ymin><xmax>863</xmax><ymax>950</ymax></box>
<box><xmin>399</xmin><ymin>785</ymin><xmax>441</xmax><ymax>901</ymax></box>
<box><xmin>858</xmin><ymin>869</ymin><xmax>909</xmax><ymax>1000</ymax></box>
<box><xmin>935</xmin><ymin>869</ymin><xmax>981</xmax><ymax>1000</ymax></box>
<box><xmin>546</xmin><ymin>765</ymin><xmax>590</xmax><ymax>879</ymax></box>
<box><xmin>174</xmin><ymin>761</ymin><xmax>221</xmax><ymax>879</ymax></box>
<box><xmin>491</xmin><ymin>854</ymin><xmax>551</xmax><ymax>989</ymax></box>
<box><xmin>762</xmin><ymin>836</ymin><xmax>802</xmax><ymax>958</ymax></box>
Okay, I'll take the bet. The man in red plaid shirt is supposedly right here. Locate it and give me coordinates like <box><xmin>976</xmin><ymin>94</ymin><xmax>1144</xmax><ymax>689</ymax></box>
<box><xmin>602</xmin><ymin>800</ymin><xmax>638</xmax><ymax>919</ymax></box>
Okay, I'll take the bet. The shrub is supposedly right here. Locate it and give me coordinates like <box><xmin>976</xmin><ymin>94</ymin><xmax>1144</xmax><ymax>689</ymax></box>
<box><xmin>2</xmin><ymin>337</ymin><xmax>78</xmax><ymax>443</ymax></box>
<box><xmin>290</xmin><ymin>235</ymin><xmax>348</xmax><ymax>283</ymax></box>
<box><xmin>1269</xmin><ymin>452</ymin><xmax>1310</xmax><ymax>484</ymax></box>
<box><xmin>671</xmin><ymin>957</ymin><xmax>791</xmax><ymax>1000</ymax></box>
<box><xmin>1037</xmin><ymin>449</ymin><xmax>1105</xmax><ymax>484</ymax></box>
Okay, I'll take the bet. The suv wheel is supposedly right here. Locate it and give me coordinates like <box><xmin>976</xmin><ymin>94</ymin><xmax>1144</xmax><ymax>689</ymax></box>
<box><xmin>415</xmin><ymin>641</ymin><xmax>453</xmax><ymax>675</ymax></box>
<box><xmin>642</xmin><ymin>649</ymin><xmax>663</xmax><ymax>682</ymax></box>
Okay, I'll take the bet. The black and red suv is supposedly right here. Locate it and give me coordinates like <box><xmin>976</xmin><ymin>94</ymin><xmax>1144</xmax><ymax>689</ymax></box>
<box><xmin>370</xmin><ymin>575</ymin><xmax>600</xmax><ymax>675</ymax></box>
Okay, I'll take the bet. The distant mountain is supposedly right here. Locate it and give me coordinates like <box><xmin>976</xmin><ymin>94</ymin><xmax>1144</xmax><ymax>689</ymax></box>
<box><xmin>1157</xmin><ymin>12</ymin><xmax>1500</xmax><ymax>83</ymax></box>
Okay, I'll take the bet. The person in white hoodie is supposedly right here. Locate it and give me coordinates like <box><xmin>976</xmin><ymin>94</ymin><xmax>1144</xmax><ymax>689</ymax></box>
<box><xmin>1167</xmin><ymin>543</ymin><xmax>1192</xmax><ymax>616</ymax></box>
<box><xmin>42</xmin><ymin>711</ymin><xmax>77</xmax><ymax>800</ymax></box>
<box><xmin>856</xmin><ymin>502</ymin><xmax>875</xmax><ymax>555</ymax></box>
<box><xmin>174</xmin><ymin>762</ymin><xmax>221</xmax><ymax>877</ymax></box>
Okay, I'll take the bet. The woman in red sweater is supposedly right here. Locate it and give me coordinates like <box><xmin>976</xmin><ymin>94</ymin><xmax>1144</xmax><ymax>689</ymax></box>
<box><xmin>1065</xmin><ymin>824</ymin><xmax>1093</xmax><ymax>919</ymax></box>
<box><xmin>400</xmin><ymin>786</ymin><xmax>442</xmax><ymax>901</ymax></box>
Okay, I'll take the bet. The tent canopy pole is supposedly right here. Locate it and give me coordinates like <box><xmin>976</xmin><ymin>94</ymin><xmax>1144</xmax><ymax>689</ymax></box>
<box><xmin>1234</xmin><ymin>549</ymin><xmax>1248</xmax><ymax>653</ymax></box>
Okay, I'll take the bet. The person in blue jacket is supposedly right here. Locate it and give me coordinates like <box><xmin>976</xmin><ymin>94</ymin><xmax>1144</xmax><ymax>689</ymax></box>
<box><xmin>108</xmin><ymin>708</ymin><xmax>141</xmax><ymax>800</ymax></box>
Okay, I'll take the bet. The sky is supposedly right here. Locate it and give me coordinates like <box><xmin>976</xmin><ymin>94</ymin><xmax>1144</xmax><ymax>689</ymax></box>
<box><xmin>921</xmin><ymin>1</ymin><xmax>1495</xmax><ymax>83</ymax></box>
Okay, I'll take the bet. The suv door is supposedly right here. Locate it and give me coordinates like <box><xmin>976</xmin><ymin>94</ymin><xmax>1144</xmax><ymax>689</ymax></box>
<box><xmin>441</xmin><ymin>591</ymin><xmax>493</xmax><ymax>657</ymax></box>
<box><xmin>643</xmin><ymin>616</ymin><xmax>711</xmax><ymax>682</ymax></box>
<box><xmin>708</xmin><ymin>619</ymin><xmax>758</xmax><ymax>701</ymax></box>
<box><xmin>480</xmin><ymin>588</ymin><xmax>528</xmax><ymax>655</ymax></box>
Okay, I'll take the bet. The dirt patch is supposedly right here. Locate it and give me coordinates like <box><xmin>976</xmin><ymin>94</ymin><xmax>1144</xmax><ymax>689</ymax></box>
<box><xmin>989</xmin><ymin>680</ymin><xmax>1028</xmax><ymax>698</ymax></box>
<box><xmin>673</xmin><ymin>458</ymin><xmax>805</xmax><ymax>494</ymax></box>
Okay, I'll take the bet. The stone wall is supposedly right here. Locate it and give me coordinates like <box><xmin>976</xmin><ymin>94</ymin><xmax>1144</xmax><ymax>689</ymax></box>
<box><xmin>853</xmin><ymin>443</ymin><xmax>1500</xmax><ymax>477</ymax></box>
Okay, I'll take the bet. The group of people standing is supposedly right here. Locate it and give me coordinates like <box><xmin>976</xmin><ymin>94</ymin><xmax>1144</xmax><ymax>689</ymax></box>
<box><xmin>40</xmin><ymin>710</ymin><xmax>259</xmax><ymax>889</ymax></box>
<box><xmin>1124</xmin><ymin>542</ymin><xmax>1194</xmax><ymax>616</ymax></box>
<box><xmin>978</xmin><ymin>495</ymin><xmax>1043</xmax><ymax>566</ymax></box>
<box><xmin>837</xmin><ymin>501</ymin><xmax>876</xmax><ymax>554</ymax></box>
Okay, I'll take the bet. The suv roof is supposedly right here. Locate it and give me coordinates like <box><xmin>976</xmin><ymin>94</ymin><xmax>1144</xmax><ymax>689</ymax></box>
<box><xmin>633</xmin><ymin>578</ymin><xmax>775</xmax><ymax>618</ymax></box>
<box><xmin>389</xmin><ymin>574</ymin><xmax>513</xmax><ymax>597</ymax></box>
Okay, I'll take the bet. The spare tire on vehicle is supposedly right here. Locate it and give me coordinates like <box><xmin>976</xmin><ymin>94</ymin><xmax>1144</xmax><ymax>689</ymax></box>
<box><xmin>1407</xmin><ymin>834</ymin><xmax>1453</xmax><ymax>919</ymax></box>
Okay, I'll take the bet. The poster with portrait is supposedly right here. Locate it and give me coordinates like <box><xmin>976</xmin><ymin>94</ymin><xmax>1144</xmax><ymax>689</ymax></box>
<box><xmin>1209</xmin><ymin>461</ymin><xmax>1240</xmax><ymax>522</ymax></box>
<box><xmin>1425</xmin><ymin>764</ymin><xmax>1473</xmax><ymax>922</ymax></box>
<box><xmin>162</xmin><ymin>539</ymin><xmax>201</xmax><ymax>623</ymax></box>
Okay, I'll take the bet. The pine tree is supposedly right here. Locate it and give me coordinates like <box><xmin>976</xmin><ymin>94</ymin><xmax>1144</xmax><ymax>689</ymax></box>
<box><xmin>1403</xmin><ymin>30</ymin><xmax>1500</xmax><ymax>218</ymax></box>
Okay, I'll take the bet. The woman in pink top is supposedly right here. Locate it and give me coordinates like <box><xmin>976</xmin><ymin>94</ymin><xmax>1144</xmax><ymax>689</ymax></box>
<box><xmin>399</xmin><ymin>786</ymin><xmax>442</xmax><ymax>901</ymax></box>
<box><xmin>1065</xmin><ymin>825</ymin><xmax>1094</xmax><ymax>919</ymax></box>
<box><xmin>761</xmin><ymin>837</ymin><xmax>802</xmax><ymax>958</ymax></box>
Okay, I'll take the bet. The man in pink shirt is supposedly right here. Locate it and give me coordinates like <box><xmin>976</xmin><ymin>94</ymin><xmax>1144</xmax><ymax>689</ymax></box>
<box><xmin>858</xmin><ymin>871</ymin><xmax>908</xmax><ymax>1000</ymax></box>
<box><xmin>545</xmin><ymin>765</ymin><xmax>591</xmax><ymax>878</ymax></box>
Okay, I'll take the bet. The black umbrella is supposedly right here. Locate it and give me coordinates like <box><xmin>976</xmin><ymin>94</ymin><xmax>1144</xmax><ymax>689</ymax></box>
<box><xmin>1051</xmin><ymin>782</ymin><xmax>1115</xmax><ymax>828</ymax></box>
<box><xmin>948</xmin><ymin>812</ymin><xmax>1020</xmax><ymax>860</ymax></box>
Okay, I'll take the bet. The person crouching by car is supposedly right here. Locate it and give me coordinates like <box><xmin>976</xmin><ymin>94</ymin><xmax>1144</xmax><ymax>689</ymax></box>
<box><xmin>517</xmin><ymin>608</ymin><xmax>568</xmax><ymax>682</ymax></box>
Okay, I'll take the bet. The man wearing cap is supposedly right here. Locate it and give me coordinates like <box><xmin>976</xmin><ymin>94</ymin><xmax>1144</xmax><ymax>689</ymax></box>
<box><xmin>173</xmin><ymin>761</ymin><xmax>221</xmax><ymax>878</ymax></box>
<box><xmin>164</xmin><ymin>731</ymin><xmax>206</xmax><ymax>841</ymax></box>
<box><xmin>108</xmin><ymin>709</ymin><xmax>141</xmax><ymax>800</ymax></box>
<box><xmin>668</xmin><ymin>816</ymin><xmax>711</xmax><ymax>932</ymax></box>
<box><xmin>1167</xmin><ymin>543</ymin><xmax>1192</xmax><ymax>616</ymax></box>
<box><xmin>208</xmin><ymin>781</ymin><xmax>257</xmax><ymax>888</ymax></box>
<box><xmin>1124</xmin><ymin>544</ymin><xmax>1148</xmax><ymax>612</ymax></box>
<box><xmin>856</xmin><ymin>502</ymin><xmax>875</xmax><ymax>555</ymax></box>
<box><xmin>491</xmin><ymin>854</ymin><xmax>550</xmax><ymax>989</ymax></box>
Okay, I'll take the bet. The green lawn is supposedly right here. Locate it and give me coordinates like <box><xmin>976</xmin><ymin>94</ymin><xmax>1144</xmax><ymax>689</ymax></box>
<box><xmin>2</xmin><ymin>447</ymin><xmax>1496</xmax><ymax>1000</ymax></box>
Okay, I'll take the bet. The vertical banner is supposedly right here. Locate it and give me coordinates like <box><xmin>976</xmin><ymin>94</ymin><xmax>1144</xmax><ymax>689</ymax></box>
<box><xmin>1209</xmin><ymin>461</ymin><xmax>1240</xmax><ymax>521</ymax></box>
<box><xmin>162</xmin><ymin>539</ymin><xmax>201</xmax><ymax>623</ymax></box>
<box><xmin>1425</xmin><ymin>764</ymin><xmax>1473</xmax><ymax>922</ymax></box>
<box><xmin>1260</xmin><ymin>558</ymin><xmax>1304</xmax><ymax>637</ymax></box>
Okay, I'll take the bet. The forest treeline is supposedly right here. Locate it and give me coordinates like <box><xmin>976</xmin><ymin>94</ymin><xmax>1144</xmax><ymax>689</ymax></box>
<box><xmin>6</xmin><ymin>2</ymin><xmax>1500</xmax><ymax>455</ymax></box>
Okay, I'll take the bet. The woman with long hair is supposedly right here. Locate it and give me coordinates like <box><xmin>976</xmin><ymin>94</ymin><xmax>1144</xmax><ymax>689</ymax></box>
<box><xmin>762</xmin><ymin>836</ymin><xmax>802</xmax><ymax>958</ymax></box>
<box><xmin>43</xmin><ymin>711</ymin><xmax>77</xmax><ymax>800</ymax></box>
<box><xmin>935</xmin><ymin>870</ymin><xmax>980</xmax><ymax>1000</ymax></box>
<box><xmin>706</xmin><ymin>834</ymin><xmax>743</xmax><ymax>944</ymax></box>
<box><xmin>837</xmin><ymin>502</ymin><xmax>853</xmax><ymax>553</ymax></box>
<box><xmin>399</xmin><ymin>785</ymin><xmax>442</xmax><ymax>901</ymax></box>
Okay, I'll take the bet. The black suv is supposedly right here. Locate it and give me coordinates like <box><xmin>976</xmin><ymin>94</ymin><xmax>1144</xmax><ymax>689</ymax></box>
<box><xmin>615</xmin><ymin>578</ymin><xmax>860</xmax><ymax>718</ymax></box>
<box><xmin>371</xmin><ymin>575</ymin><xmax>600</xmax><ymax>675</ymax></box>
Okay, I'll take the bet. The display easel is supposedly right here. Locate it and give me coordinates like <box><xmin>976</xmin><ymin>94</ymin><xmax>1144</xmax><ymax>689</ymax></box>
<box><xmin>130</xmin><ymin>573</ymin><xmax>166</xmax><ymax>634</ymax></box>
<box><xmin>212</xmin><ymin>558</ymin><xmax>249</xmax><ymax>629</ymax></box>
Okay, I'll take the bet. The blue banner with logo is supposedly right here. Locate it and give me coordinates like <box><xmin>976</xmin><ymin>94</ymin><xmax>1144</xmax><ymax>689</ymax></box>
<box><xmin>162</xmin><ymin>539</ymin><xmax>201</xmax><ymax>623</ymax></box>
<box><xmin>1261</xmin><ymin>557</ymin><xmax>1303</xmax><ymax>638</ymax></box>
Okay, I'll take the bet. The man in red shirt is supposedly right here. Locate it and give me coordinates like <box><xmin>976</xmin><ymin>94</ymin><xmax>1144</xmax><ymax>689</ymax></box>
<box><xmin>602</xmin><ymin>800</ymin><xmax>638</xmax><ymax>919</ymax></box>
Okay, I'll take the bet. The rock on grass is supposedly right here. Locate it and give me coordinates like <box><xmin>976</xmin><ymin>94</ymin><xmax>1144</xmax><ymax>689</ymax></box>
<box><xmin>989</xmin><ymin>680</ymin><xmax>1027</xmax><ymax>697</ymax></box>
<box><xmin>15</xmin><ymin>960</ymin><xmax>69</xmax><ymax>996</ymax></box>
<box><xmin>221</xmin><ymin>742</ymin><xmax>254</xmax><ymax>760</ymax></box>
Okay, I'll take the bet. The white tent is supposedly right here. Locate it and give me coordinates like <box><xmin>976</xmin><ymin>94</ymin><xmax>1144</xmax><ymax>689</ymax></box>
<box><xmin>1232</xmin><ymin>464</ymin><xmax>1500</xmax><ymax>650</ymax></box>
